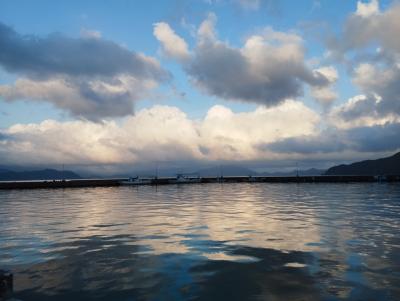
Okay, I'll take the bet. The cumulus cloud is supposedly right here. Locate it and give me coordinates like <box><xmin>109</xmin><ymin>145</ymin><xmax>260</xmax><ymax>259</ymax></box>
<box><xmin>352</xmin><ymin>63</ymin><xmax>400</xmax><ymax>114</ymax></box>
<box><xmin>3</xmin><ymin>100</ymin><xmax>398</xmax><ymax>169</ymax></box>
<box><xmin>198</xmin><ymin>100</ymin><xmax>320</xmax><ymax>159</ymax></box>
<box><xmin>356</xmin><ymin>0</ymin><xmax>380</xmax><ymax>17</ymax></box>
<box><xmin>310</xmin><ymin>66</ymin><xmax>338</xmax><ymax>105</ymax></box>
<box><xmin>0</xmin><ymin>101</ymin><xmax>320</xmax><ymax>166</ymax></box>
<box><xmin>154</xmin><ymin>14</ymin><xmax>335</xmax><ymax>107</ymax></box>
<box><xmin>197</xmin><ymin>12</ymin><xmax>218</xmax><ymax>42</ymax></box>
<box><xmin>327</xmin><ymin>61</ymin><xmax>400</xmax><ymax>129</ymax></box>
<box><xmin>327</xmin><ymin>1</ymin><xmax>400</xmax><ymax>126</ymax></box>
<box><xmin>0</xmin><ymin>22</ymin><xmax>170</xmax><ymax>120</ymax></box>
<box><xmin>153</xmin><ymin>22</ymin><xmax>190</xmax><ymax>62</ymax></box>
<box><xmin>0</xmin><ymin>76</ymin><xmax>159</xmax><ymax>120</ymax></box>
<box><xmin>329</xmin><ymin>0</ymin><xmax>400</xmax><ymax>55</ymax></box>
<box><xmin>329</xmin><ymin>94</ymin><xmax>400</xmax><ymax>129</ymax></box>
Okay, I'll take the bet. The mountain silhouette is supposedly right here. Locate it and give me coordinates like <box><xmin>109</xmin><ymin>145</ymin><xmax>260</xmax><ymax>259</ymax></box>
<box><xmin>325</xmin><ymin>152</ymin><xmax>400</xmax><ymax>175</ymax></box>
<box><xmin>0</xmin><ymin>169</ymin><xmax>81</xmax><ymax>181</ymax></box>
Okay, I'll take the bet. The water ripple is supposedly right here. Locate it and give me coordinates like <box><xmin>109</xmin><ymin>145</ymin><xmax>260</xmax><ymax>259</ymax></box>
<box><xmin>0</xmin><ymin>183</ymin><xmax>399</xmax><ymax>300</ymax></box>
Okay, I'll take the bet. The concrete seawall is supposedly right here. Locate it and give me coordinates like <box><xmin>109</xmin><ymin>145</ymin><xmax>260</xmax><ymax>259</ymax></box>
<box><xmin>0</xmin><ymin>179</ymin><xmax>124</xmax><ymax>190</ymax></box>
<box><xmin>0</xmin><ymin>175</ymin><xmax>399</xmax><ymax>190</ymax></box>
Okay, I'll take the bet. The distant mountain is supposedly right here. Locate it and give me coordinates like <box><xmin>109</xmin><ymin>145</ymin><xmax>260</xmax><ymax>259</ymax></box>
<box><xmin>0</xmin><ymin>169</ymin><xmax>81</xmax><ymax>181</ymax></box>
<box><xmin>193</xmin><ymin>165</ymin><xmax>257</xmax><ymax>177</ymax></box>
<box><xmin>194</xmin><ymin>166</ymin><xmax>325</xmax><ymax>177</ymax></box>
<box><xmin>325</xmin><ymin>152</ymin><xmax>400</xmax><ymax>175</ymax></box>
<box><xmin>297</xmin><ymin>168</ymin><xmax>326</xmax><ymax>176</ymax></box>
<box><xmin>128</xmin><ymin>167</ymin><xmax>191</xmax><ymax>178</ymax></box>
<box><xmin>259</xmin><ymin>168</ymin><xmax>325</xmax><ymax>177</ymax></box>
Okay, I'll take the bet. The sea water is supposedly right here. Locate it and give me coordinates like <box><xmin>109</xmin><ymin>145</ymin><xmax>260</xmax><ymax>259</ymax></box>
<box><xmin>0</xmin><ymin>183</ymin><xmax>399</xmax><ymax>300</ymax></box>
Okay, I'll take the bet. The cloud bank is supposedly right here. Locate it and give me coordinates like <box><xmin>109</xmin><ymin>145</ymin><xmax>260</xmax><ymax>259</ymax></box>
<box><xmin>0</xmin><ymin>101</ymin><xmax>320</xmax><ymax>166</ymax></box>
<box><xmin>265</xmin><ymin>122</ymin><xmax>400</xmax><ymax>154</ymax></box>
<box><xmin>2</xmin><ymin>98</ymin><xmax>399</xmax><ymax>169</ymax></box>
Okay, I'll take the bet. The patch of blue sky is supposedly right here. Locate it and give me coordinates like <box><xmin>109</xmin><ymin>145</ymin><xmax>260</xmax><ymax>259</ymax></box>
<box><xmin>0</xmin><ymin>101</ymin><xmax>69</xmax><ymax>128</ymax></box>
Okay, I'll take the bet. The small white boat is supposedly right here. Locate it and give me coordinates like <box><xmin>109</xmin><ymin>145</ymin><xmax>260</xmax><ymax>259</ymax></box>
<box><xmin>120</xmin><ymin>177</ymin><xmax>153</xmax><ymax>185</ymax></box>
<box><xmin>172</xmin><ymin>174</ymin><xmax>201</xmax><ymax>184</ymax></box>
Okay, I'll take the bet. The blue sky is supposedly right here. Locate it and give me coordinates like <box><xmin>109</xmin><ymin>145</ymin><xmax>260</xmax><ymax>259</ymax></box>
<box><xmin>0</xmin><ymin>0</ymin><xmax>399</xmax><ymax>172</ymax></box>
<box><xmin>0</xmin><ymin>0</ymin><xmax>358</xmax><ymax>126</ymax></box>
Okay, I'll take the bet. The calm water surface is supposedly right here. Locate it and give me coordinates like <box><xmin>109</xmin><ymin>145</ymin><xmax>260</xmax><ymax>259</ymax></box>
<box><xmin>1</xmin><ymin>183</ymin><xmax>400</xmax><ymax>300</ymax></box>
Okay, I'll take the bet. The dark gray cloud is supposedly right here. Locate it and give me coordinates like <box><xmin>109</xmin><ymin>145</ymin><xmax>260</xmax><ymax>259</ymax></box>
<box><xmin>263</xmin><ymin>132</ymin><xmax>346</xmax><ymax>154</ymax></box>
<box><xmin>0</xmin><ymin>22</ymin><xmax>169</xmax><ymax>80</ymax></box>
<box><xmin>154</xmin><ymin>17</ymin><xmax>334</xmax><ymax>107</ymax></box>
<box><xmin>332</xmin><ymin>94</ymin><xmax>378</xmax><ymax>122</ymax></box>
<box><xmin>347</xmin><ymin>122</ymin><xmax>400</xmax><ymax>152</ymax></box>
<box><xmin>264</xmin><ymin>123</ymin><xmax>400</xmax><ymax>154</ymax></box>
<box><xmin>0</xmin><ymin>22</ymin><xmax>170</xmax><ymax>120</ymax></box>
<box><xmin>64</xmin><ymin>79</ymin><xmax>134</xmax><ymax>120</ymax></box>
<box><xmin>187</xmin><ymin>41</ymin><xmax>329</xmax><ymax>106</ymax></box>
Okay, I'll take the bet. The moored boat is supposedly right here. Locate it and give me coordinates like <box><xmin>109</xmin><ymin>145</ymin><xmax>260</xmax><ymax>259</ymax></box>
<box><xmin>120</xmin><ymin>176</ymin><xmax>153</xmax><ymax>185</ymax></box>
<box><xmin>171</xmin><ymin>174</ymin><xmax>201</xmax><ymax>184</ymax></box>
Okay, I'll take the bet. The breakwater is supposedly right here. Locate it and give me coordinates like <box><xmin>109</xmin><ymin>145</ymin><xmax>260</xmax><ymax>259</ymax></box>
<box><xmin>0</xmin><ymin>179</ymin><xmax>123</xmax><ymax>190</ymax></box>
<box><xmin>0</xmin><ymin>175</ymin><xmax>399</xmax><ymax>190</ymax></box>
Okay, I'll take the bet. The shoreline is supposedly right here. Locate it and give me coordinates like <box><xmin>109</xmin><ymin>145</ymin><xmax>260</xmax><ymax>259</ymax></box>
<box><xmin>1</xmin><ymin>175</ymin><xmax>399</xmax><ymax>190</ymax></box>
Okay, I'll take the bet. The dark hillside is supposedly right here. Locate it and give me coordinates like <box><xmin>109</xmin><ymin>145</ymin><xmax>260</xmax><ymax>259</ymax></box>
<box><xmin>325</xmin><ymin>152</ymin><xmax>400</xmax><ymax>175</ymax></box>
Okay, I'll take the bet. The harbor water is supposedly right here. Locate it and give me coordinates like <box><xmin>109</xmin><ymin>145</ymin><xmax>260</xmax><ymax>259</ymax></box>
<box><xmin>0</xmin><ymin>183</ymin><xmax>399</xmax><ymax>300</ymax></box>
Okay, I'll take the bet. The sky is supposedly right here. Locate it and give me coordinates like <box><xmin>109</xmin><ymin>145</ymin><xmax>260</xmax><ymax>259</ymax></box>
<box><xmin>0</xmin><ymin>0</ymin><xmax>399</xmax><ymax>174</ymax></box>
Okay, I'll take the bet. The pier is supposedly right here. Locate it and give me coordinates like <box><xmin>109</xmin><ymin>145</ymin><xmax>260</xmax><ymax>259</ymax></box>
<box><xmin>0</xmin><ymin>175</ymin><xmax>399</xmax><ymax>190</ymax></box>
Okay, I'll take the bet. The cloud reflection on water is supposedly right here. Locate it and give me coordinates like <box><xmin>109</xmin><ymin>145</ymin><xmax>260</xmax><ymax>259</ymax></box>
<box><xmin>0</xmin><ymin>183</ymin><xmax>399</xmax><ymax>300</ymax></box>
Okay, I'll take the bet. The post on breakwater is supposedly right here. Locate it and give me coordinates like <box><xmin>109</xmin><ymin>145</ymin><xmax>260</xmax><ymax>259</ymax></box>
<box><xmin>0</xmin><ymin>270</ymin><xmax>13</xmax><ymax>301</ymax></box>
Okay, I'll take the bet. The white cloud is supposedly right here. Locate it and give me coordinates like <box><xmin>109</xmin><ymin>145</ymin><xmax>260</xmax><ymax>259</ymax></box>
<box><xmin>153</xmin><ymin>22</ymin><xmax>190</xmax><ymax>62</ymax></box>
<box><xmin>236</xmin><ymin>0</ymin><xmax>260</xmax><ymax>10</ymax></box>
<box><xmin>199</xmin><ymin>100</ymin><xmax>320</xmax><ymax>160</ymax></box>
<box><xmin>351</xmin><ymin>63</ymin><xmax>398</xmax><ymax>95</ymax></box>
<box><xmin>0</xmin><ymin>101</ymin><xmax>320</xmax><ymax>166</ymax></box>
<box><xmin>80</xmin><ymin>28</ymin><xmax>102</xmax><ymax>39</ymax></box>
<box><xmin>356</xmin><ymin>0</ymin><xmax>380</xmax><ymax>17</ymax></box>
<box><xmin>329</xmin><ymin>94</ymin><xmax>400</xmax><ymax>129</ymax></box>
<box><xmin>310</xmin><ymin>66</ymin><xmax>338</xmax><ymax>105</ymax></box>
<box><xmin>314</xmin><ymin>66</ymin><xmax>338</xmax><ymax>83</ymax></box>
<box><xmin>310</xmin><ymin>88</ymin><xmax>337</xmax><ymax>105</ymax></box>
<box><xmin>197</xmin><ymin>12</ymin><xmax>218</xmax><ymax>43</ymax></box>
